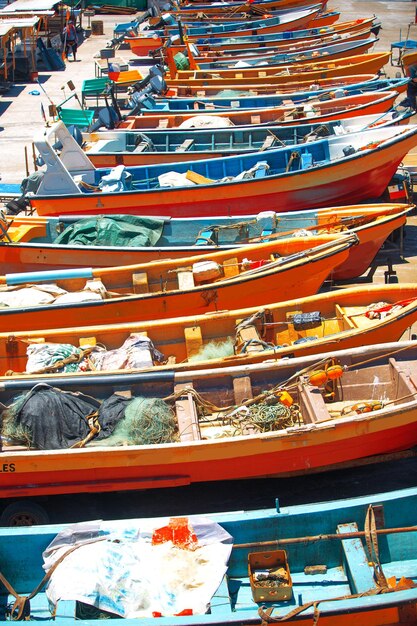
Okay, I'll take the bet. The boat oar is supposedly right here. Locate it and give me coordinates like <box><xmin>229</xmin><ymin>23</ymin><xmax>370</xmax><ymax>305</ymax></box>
<box><xmin>234</xmin><ymin>524</ymin><xmax>417</xmax><ymax>550</ymax></box>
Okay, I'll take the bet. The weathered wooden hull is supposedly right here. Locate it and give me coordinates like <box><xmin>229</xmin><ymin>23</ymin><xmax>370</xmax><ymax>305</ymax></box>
<box><xmin>0</xmin><ymin>236</ymin><xmax>354</xmax><ymax>332</ymax></box>
<box><xmin>30</xmin><ymin>127</ymin><xmax>417</xmax><ymax>218</ymax></box>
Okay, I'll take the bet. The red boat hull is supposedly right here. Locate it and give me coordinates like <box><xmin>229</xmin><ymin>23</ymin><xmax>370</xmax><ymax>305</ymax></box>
<box><xmin>1</xmin><ymin>414</ymin><xmax>416</xmax><ymax>499</ymax></box>
<box><xmin>31</xmin><ymin>131</ymin><xmax>417</xmax><ymax>218</ymax></box>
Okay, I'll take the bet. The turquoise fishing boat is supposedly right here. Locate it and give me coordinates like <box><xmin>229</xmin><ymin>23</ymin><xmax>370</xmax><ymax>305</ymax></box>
<box><xmin>80</xmin><ymin>110</ymin><xmax>413</xmax><ymax>167</ymax></box>
<box><xmin>0</xmin><ymin>487</ymin><xmax>416</xmax><ymax>624</ymax></box>
<box><xmin>146</xmin><ymin>7</ymin><xmax>321</xmax><ymax>37</ymax></box>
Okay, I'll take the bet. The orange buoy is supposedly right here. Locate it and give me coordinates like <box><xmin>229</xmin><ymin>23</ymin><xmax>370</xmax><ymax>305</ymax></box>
<box><xmin>351</xmin><ymin>401</ymin><xmax>383</xmax><ymax>414</ymax></box>
<box><xmin>326</xmin><ymin>364</ymin><xmax>344</xmax><ymax>380</ymax></box>
<box><xmin>278</xmin><ymin>391</ymin><xmax>293</xmax><ymax>407</ymax></box>
<box><xmin>308</xmin><ymin>370</ymin><xmax>328</xmax><ymax>386</ymax></box>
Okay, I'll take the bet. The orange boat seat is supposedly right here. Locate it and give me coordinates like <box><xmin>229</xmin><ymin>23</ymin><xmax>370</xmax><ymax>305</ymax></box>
<box><xmin>184</xmin><ymin>326</ymin><xmax>202</xmax><ymax>359</ymax></box>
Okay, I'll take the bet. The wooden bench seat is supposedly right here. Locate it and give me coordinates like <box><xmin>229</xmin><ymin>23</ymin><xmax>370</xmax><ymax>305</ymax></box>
<box><xmin>338</xmin><ymin>522</ymin><xmax>378</xmax><ymax>594</ymax></box>
<box><xmin>299</xmin><ymin>383</ymin><xmax>331</xmax><ymax>424</ymax></box>
<box><xmin>175</xmin><ymin>138</ymin><xmax>195</xmax><ymax>152</ymax></box>
<box><xmin>174</xmin><ymin>383</ymin><xmax>201</xmax><ymax>442</ymax></box>
<box><xmin>337</xmin><ymin>305</ymin><xmax>372</xmax><ymax>330</ymax></box>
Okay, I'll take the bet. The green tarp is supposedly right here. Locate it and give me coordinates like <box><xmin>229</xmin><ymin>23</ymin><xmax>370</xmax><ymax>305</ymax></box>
<box><xmin>54</xmin><ymin>215</ymin><xmax>165</xmax><ymax>248</ymax></box>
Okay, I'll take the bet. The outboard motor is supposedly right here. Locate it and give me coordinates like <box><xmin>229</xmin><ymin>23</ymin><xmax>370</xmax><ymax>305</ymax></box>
<box><xmin>126</xmin><ymin>72</ymin><xmax>168</xmax><ymax>113</ymax></box>
<box><xmin>89</xmin><ymin>106</ymin><xmax>121</xmax><ymax>132</ymax></box>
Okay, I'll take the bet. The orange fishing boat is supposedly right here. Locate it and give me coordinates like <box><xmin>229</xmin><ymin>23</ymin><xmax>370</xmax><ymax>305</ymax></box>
<box><xmin>0</xmin><ymin>235</ymin><xmax>355</xmax><ymax>332</ymax></box>
<box><xmin>168</xmin><ymin>74</ymin><xmax>380</xmax><ymax>96</ymax></box>
<box><xmin>0</xmin><ymin>204</ymin><xmax>408</xmax><ymax>274</ymax></box>
<box><xmin>2</xmin><ymin>284</ymin><xmax>417</xmax><ymax>381</ymax></box>
<box><xmin>118</xmin><ymin>91</ymin><xmax>398</xmax><ymax>130</ymax></box>
<box><xmin>164</xmin><ymin>52</ymin><xmax>391</xmax><ymax>87</ymax></box>
<box><xmin>163</xmin><ymin>37</ymin><xmax>378</xmax><ymax>72</ymax></box>
<box><xmin>2</xmin><ymin>341</ymin><xmax>417</xmax><ymax>500</ymax></box>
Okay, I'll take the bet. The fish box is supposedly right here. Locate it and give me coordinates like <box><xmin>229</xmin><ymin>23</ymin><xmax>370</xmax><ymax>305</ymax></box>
<box><xmin>248</xmin><ymin>550</ymin><xmax>292</xmax><ymax>603</ymax></box>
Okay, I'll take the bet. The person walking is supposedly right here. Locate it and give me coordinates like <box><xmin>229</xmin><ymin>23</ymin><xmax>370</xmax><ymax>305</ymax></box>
<box><xmin>63</xmin><ymin>20</ymin><xmax>78</xmax><ymax>61</ymax></box>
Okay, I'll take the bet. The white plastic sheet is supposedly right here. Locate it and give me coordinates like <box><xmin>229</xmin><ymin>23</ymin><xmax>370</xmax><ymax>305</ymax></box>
<box><xmin>44</xmin><ymin>516</ymin><xmax>233</xmax><ymax>618</ymax></box>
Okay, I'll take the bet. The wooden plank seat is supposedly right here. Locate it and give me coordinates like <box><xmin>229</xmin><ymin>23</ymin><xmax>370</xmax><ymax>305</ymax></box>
<box><xmin>389</xmin><ymin>357</ymin><xmax>417</xmax><ymax>396</ymax></box>
<box><xmin>174</xmin><ymin>382</ymin><xmax>202</xmax><ymax>442</ymax></box>
<box><xmin>235</xmin><ymin>318</ymin><xmax>264</xmax><ymax>354</ymax></box>
<box><xmin>184</xmin><ymin>326</ymin><xmax>203</xmax><ymax>359</ymax></box>
<box><xmin>337</xmin><ymin>522</ymin><xmax>379</xmax><ymax>594</ymax></box>
<box><xmin>133</xmin><ymin>142</ymin><xmax>151</xmax><ymax>152</ymax></box>
<box><xmin>175</xmin><ymin>138</ymin><xmax>195</xmax><ymax>152</ymax></box>
<box><xmin>337</xmin><ymin>305</ymin><xmax>372</xmax><ymax>330</ymax></box>
<box><xmin>178</xmin><ymin>270</ymin><xmax>195</xmax><ymax>290</ymax></box>
<box><xmin>298</xmin><ymin>383</ymin><xmax>330</xmax><ymax>424</ymax></box>
<box><xmin>259</xmin><ymin>134</ymin><xmax>277</xmax><ymax>151</ymax></box>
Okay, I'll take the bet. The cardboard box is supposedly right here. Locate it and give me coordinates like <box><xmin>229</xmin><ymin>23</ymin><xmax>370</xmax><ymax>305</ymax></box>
<box><xmin>248</xmin><ymin>550</ymin><xmax>292</xmax><ymax>602</ymax></box>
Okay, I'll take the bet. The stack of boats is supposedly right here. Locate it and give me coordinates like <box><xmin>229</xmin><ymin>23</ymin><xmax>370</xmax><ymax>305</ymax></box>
<box><xmin>1</xmin><ymin>0</ymin><xmax>417</xmax><ymax>622</ymax></box>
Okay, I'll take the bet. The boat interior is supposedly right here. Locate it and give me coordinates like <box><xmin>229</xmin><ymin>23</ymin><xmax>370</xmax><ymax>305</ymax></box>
<box><xmin>0</xmin><ymin>295</ymin><xmax>411</xmax><ymax>378</ymax></box>
<box><xmin>0</xmin><ymin>415</ymin><xmax>417</xmax><ymax>624</ymax></box>
<box><xmin>2</xmin><ymin>348</ymin><xmax>417</xmax><ymax>449</ymax></box>
<box><xmin>0</xmin><ymin>203</ymin><xmax>397</xmax><ymax>248</ymax></box>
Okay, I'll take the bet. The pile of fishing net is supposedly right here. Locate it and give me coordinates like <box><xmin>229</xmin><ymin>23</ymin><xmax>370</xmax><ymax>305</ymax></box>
<box><xmin>1</xmin><ymin>384</ymin><xmax>177</xmax><ymax>450</ymax></box>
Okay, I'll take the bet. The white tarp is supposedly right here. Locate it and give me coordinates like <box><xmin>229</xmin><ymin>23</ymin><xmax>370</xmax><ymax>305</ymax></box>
<box><xmin>0</xmin><ymin>0</ymin><xmax>57</xmax><ymax>12</ymax></box>
<box><xmin>43</xmin><ymin>516</ymin><xmax>233</xmax><ymax>618</ymax></box>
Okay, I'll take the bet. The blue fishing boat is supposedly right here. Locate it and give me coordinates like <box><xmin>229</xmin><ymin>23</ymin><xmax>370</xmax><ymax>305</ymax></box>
<box><xmin>1</xmin><ymin>487</ymin><xmax>416</xmax><ymax>624</ymax></box>
<box><xmin>145</xmin><ymin>7</ymin><xmax>321</xmax><ymax>37</ymax></box>
<box><xmin>131</xmin><ymin>78</ymin><xmax>408</xmax><ymax>113</ymax></box>
<box><xmin>189</xmin><ymin>17</ymin><xmax>378</xmax><ymax>46</ymax></box>
<box><xmin>21</xmin><ymin>123</ymin><xmax>417</xmax><ymax>218</ymax></box>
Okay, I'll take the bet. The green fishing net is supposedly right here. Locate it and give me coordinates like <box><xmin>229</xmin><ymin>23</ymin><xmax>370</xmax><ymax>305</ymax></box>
<box><xmin>98</xmin><ymin>397</ymin><xmax>178</xmax><ymax>446</ymax></box>
<box><xmin>188</xmin><ymin>338</ymin><xmax>235</xmax><ymax>363</ymax></box>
